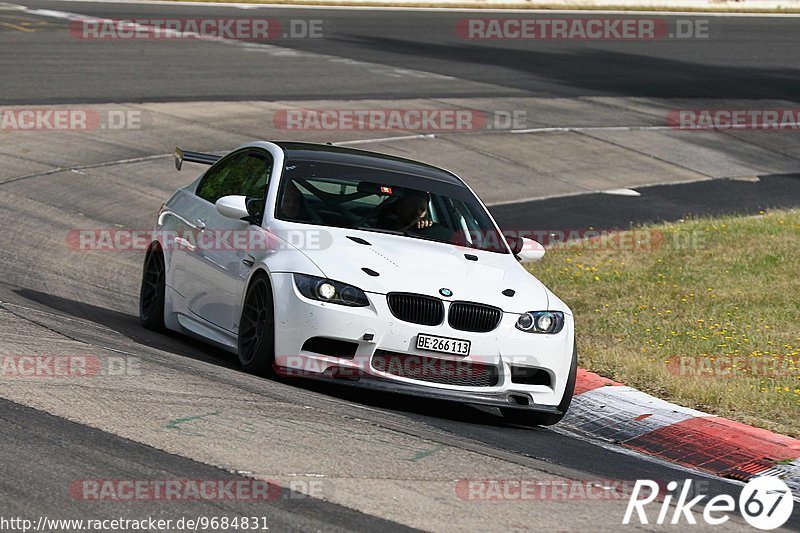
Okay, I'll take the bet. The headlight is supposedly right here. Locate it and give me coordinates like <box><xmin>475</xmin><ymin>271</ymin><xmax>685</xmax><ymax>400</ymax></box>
<box><xmin>294</xmin><ymin>274</ymin><xmax>370</xmax><ymax>307</ymax></box>
<box><xmin>316</xmin><ymin>281</ymin><xmax>336</xmax><ymax>300</ymax></box>
<box><xmin>515</xmin><ymin>311</ymin><xmax>564</xmax><ymax>334</ymax></box>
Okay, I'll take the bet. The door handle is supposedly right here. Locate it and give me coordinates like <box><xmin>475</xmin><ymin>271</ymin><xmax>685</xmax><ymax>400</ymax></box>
<box><xmin>193</xmin><ymin>218</ymin><xmax>206</xmax><ymax>230</ymax></box>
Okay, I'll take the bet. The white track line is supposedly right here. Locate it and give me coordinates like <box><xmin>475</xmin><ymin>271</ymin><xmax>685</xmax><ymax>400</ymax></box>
<box><xmin>19</xmin><ymin>6</ymin><xmax>457</xmax><ymax>81</ymax></box>
<box><xmin>16</xmin><ymin>0</ymin><xmax>800</xmax><ymax>16</ymax></box>
<box><xmin>334</xmin><ymin>133</ymin><xmax>436</xmax><ymax>145</ymax></box>
<box><xmin>512</xmin><ymin>125</ymin><xmax>672</xmax><ymax>133</ymax></box>
<box><xmin>0</xmin><ymin>154</ymin><xmax>169</xmax><ymax>186</ymax></box>
<box><xmin>511</xmin><ymin>123</ymin><xmax>800</xmax><ymax>133</ymax></box>
<box><xmin>602</xmin><ymin>188</ymin><xmax>641</xmax><ymax>196</ymax></box>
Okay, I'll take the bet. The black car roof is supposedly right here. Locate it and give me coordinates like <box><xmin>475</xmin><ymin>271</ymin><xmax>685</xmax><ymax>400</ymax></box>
<box><xmin>273</xmin><ymin>141</ymin><xmax>465</xmax><ymax>186</ymax></box>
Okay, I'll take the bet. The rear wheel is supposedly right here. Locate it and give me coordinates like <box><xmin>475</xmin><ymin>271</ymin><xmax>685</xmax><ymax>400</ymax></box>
<box><xmin>139</xmin><ymin>244</ymin><xmax>166</xmax><ymax>331</ymax></box>
<box><xmin>501</xmin><ymin>344</ymin><xmax>577</xmax><ymax>427</ymax></box>
<box><xmin>237</xmin><ymin>274</ymin><xmax>275</xmax><ymax>376</ymax></box>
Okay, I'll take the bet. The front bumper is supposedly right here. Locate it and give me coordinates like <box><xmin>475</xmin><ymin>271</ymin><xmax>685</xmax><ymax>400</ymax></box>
<box><xmin>307</xmin><ymin>374</ymin><xmax>564</xmax><ymax>414</ymax></box>
<box><xmin>270</xmin><ymin>273</ymin><xmax>575</xmax><ymax>411</ymax></box>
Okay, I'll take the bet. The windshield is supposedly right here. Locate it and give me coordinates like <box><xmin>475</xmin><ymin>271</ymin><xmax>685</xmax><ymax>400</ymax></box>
<box><xmin>274</xmin><ymin>159</ymin><xmax>509</xmax><ymax>254</ymax></box>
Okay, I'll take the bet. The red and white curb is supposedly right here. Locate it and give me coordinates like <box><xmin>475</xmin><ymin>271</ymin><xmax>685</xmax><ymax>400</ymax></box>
<box><xmin>565</xmin><ymin>369</ymin><xmax>800</xmax><ymax>491</ymax></box>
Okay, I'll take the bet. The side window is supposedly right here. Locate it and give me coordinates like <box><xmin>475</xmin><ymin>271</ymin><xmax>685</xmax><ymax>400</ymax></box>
<box><xmin>196</xmin><ymin>152</ymin><xmax>244</xmax><ymax>204</ymax></box>
<box><xmin>196</xmin><ymin>151</ymin><xmax>272</xmax><ymax>205</ymax></box>
<box><xmin>238</xmin><ymin>153</ymin><xmax>272</xmax><ymax>199</ymax></box>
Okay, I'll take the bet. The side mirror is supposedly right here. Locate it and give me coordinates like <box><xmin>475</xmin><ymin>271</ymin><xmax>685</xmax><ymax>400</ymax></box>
<box><xmin>505</xmin><ymin>234</ymin><xmax>524</xmax><ymax>255</ymax></box>
<box><xmin>216</xmin><ymin>195</ymin><xmax>250</xmax><ymax>220</ymax></box>
<box><xmin>517</xmin><ymin>237</ymin><xmax>546</xmax><ymax>262</ymax></box>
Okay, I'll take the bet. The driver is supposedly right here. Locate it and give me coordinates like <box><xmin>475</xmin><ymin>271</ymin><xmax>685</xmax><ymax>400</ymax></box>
<box><xmin>372</xmin><ymin>189</ymin><xmax>433</xmax><ymax>232</ymax></box>
<box><xmin>279</xmin><ymin>180</ymin><xmax>310</xmax><ymax>221</ymax></box>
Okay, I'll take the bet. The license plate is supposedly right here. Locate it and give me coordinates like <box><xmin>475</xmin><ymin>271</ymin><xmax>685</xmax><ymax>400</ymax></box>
<box><xmin>416</xmin><ymin>333</ymin><xmax>471</xmax><ymax>356</ymax></box>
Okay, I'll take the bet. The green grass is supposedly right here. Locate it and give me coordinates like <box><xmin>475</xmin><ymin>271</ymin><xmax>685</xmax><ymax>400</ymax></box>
<box><xmin>529</xmin><ymin>209</ymin><xmax>800</xmax><ymax>437</ymax></box>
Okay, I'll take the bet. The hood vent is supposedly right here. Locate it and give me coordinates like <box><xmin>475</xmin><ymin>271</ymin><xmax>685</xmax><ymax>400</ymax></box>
<box><xmin>347</xmin><ymin>236</ymin><xmax>371</xmax><ymax>245</ymax></box>
<box><xmin>362</xmin><ymin>267</ymin><xmax>380</xmax><ymax>277</ymax></box>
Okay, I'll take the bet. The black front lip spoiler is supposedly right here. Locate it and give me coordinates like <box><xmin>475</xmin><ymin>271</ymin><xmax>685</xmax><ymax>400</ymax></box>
<box><xmin>278</xmin><ymin>368</ymin><xmax>562</xmax><ymax>414</ymax></box>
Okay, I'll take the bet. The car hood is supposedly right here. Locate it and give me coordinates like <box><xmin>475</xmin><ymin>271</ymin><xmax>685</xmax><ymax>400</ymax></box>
<box><xmin>283</xmin><ymin>225</ymin><xmax>549</xmax><ymax>313</ymax></box>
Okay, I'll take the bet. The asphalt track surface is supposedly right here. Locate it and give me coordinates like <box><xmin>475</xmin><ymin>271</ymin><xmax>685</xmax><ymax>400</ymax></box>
<box><xmin>2</xmin><ymin>0</ymin><xmax>800</xmax><ymax>103</ymax></box>
<box><xmin>0</xmin><ymin>398</ymin><xmax>416</xmax><ymax>532</ymax></box>
<box><xmin>1</xmin><ymin>1</ymin><xmax>800</xmax><ymax>531</ymax></box>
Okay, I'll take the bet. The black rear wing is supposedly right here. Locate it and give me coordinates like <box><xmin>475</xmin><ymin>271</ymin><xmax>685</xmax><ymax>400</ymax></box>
<box><xmin>174</xmin><ymin>147</ymin><xmax>221</xmax><ymax>171</ymax></box>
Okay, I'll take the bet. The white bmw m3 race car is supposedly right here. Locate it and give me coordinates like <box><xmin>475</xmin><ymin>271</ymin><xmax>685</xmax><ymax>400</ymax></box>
<box><xmin>140</xmin><ymin>141</ymin><xmax>576</xmax><ymax>426</ymax></box>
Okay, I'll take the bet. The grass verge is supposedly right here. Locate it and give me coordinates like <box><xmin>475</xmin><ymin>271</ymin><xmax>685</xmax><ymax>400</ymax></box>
<box><xmin>529</xmin><ymin>209</ymin><xmax>800</xmax><ymax>437</ymax></box>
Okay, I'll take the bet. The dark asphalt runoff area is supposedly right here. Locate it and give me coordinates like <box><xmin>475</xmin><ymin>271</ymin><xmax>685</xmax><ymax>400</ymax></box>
<box><xmin>491</xmin><ymin>173</ymin><xmax>800</xmax><ymax>230</ymax></box>
<box><xmin>1</xmin><ymin>0</ymin><xmax>799</xmax><ymax>103</ymax></box>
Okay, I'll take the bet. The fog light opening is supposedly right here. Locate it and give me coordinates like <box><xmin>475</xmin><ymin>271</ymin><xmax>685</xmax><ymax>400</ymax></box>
<box><xmin>508</xmin><ymin>394</ymin><xmax>531</xmax><ymax>406</ymax></box>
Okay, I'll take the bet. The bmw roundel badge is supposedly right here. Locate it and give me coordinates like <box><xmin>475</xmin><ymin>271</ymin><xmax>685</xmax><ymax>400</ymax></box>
<box><xmin>439</xmin><ymin>288</ymin><xmax>453</xmax><ymax>297</ymax></box>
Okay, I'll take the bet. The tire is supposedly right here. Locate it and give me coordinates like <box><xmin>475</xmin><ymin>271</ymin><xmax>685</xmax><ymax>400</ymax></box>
<box><xmin>501</xmin><ymin>343</ymin><xmax>578</xmax><ymax>427</ymax></box>
<box><xmin>237</xmin><ymin>274</ymin><xmax>275</xmax><ymax>376</ymax></box>
<box><xmin>139</xmin><ymin>244</ymin><xmax>166</xmax><ymax>331</ymax></box>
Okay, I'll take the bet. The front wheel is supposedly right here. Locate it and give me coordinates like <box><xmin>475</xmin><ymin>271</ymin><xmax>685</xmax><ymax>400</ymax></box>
<box><xmin>501</xmin><ymin>344</ymin><xmax>577</xmax><ymax>427</ymax></box>
<box><xmin>237</xmin><ymin>274</ymin><xmax>275</xmax><ymax>376</ymax></box>
<box><xmin>139</xmin><ymin>244</ymin><xmax>166</xmax><ymax>331</ymax></box>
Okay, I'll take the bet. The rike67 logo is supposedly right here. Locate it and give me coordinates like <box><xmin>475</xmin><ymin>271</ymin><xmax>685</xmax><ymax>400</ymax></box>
<box><xmin>624</xmin><ymin>477</ymin><xmax>794</xmax><ymax>530</ymax></box>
